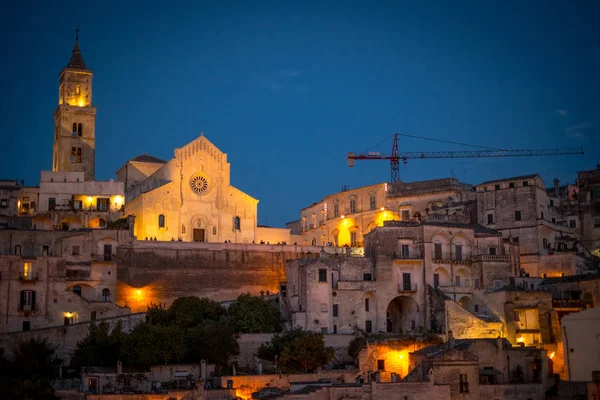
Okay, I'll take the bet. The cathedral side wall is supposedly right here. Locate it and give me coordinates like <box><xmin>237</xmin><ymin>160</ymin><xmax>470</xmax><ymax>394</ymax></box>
<box><xmin>116</xmin><ymin>243</ymin><xmax>322</xmax><ymax>311</ymax></box>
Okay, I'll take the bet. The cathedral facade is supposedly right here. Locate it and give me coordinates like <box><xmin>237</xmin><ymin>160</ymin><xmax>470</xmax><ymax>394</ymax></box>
<box><xmin>120</xmin><ymin>134</ymin><xmax>259</xmax><ymax>243</ymax></box>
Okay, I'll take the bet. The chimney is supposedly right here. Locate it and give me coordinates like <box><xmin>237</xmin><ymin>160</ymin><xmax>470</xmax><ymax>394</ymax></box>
<box><xmin>554</xmin><ymin>178</ymin><xmax>559</xmax><ymax>197</ymax></box>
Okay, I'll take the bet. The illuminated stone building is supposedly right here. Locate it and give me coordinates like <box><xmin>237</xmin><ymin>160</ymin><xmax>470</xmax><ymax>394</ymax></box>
<box><xmin>285</xmin><ymin>220</ymin><xmax>516</xmax><ymax>335</ymax></box>
<box><xmin>119</xmin><ymin>134</ymin><xmax>261</xmax><ymax>243</ymax></box>
<box><xmin>407</xmin><ymin>336</ymin><xmax>551</xmax><ymax>400</ymax></box>
<box><xmin>0</xmin><ymin>228</ymin><xmax>132</xmax><ymax>333</ymax></box>
<box><xmin>296</xmin><ymin>178</ymin><xmax>475</xmax><ymax>248</ymax></box>
<box><xmin>551</xmin><ymin>164</ymin><xmax>600</xmax><ymax>257</ymax></box>
<box><xmin>52</xmin><ymin>33</ymin><xmax>96</xmax><ymax>182</ymax></box>
<box><xmin>0</xmin><ymin>36</ymin><xmax>130</xmax><ymax>333</ymax></box>
<box><xmin>476</xmin><ymin>174</ymin><xmax>595</xmax><ymax>277</ymax></box>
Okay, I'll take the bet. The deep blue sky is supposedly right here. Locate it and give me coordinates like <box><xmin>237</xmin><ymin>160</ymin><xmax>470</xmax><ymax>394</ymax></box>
<box><xmin>2</xmin><ymin>1</ymin><xmax>599</xmax><ymax>227</ymax></box>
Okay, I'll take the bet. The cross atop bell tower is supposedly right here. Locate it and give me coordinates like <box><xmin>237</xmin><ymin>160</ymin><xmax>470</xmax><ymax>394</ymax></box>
<box><xmin>52</xmin><ymin>29</ymin><xmax>97</xmax><ymax>181</ymax></box>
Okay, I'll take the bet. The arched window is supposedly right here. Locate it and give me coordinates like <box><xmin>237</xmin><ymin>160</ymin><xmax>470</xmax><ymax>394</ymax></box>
<box><xmin>78</xmin><ymin>123</ymin><xmax>83</xmax><ymax>136</ymax></box>
<box><xmin>72</xmin><ymin>286</ymin><xmax>82</xmax><ymax>296</ymax></box>
<box><xmin>72</xmin><ymin>123</ymin><xmax>77</xmax><ymax>135</ymax></box>
<box><xmin>158</xmin><ymin>214</ymin><xmax>165</xmax><ymax>228</ymax></box>
<box><xmin>234</xmin><ymin>216</ymin><xmax>241</xmax><ymax>231</ymax></box>
<box><xmin>101</xmin><ymin>288</ymin><xmax>110</xmax><ymax>302</ymax></box>
<box><xmin>212</xmin><ymin>226</ymin><xmax>217</xmax><ymax>235</ymax></box>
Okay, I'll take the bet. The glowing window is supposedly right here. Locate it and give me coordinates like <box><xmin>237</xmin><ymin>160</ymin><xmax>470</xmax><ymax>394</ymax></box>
<box><xmin>23</xmin><ymin>262</ymin><xmax>31</xmax><ymax>279</ymax></box>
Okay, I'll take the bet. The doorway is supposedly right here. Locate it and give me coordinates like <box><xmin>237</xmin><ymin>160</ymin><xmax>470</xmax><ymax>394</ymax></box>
<box><xmin>193</xmin><ymin>229</ymin><xmax>205</xmax><ymax>242</ymax></box>
<box><xmin>88</xmin><ymin>377</ymin><xmax>99</xmax><ymax>394</ymax></box>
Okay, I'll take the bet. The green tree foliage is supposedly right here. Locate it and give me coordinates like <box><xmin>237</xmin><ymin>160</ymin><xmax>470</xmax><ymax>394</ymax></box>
<box><xmin>0</xmin><ymin>338</ymin><xmax>62</xmax><ymax>399</ymax></box>
<box><xmin>228</xmin><ymin>293</ymin><xmax>282</xmax><ymax>333</ymax></box>
<box><xmin>258</xmin><ymin>329</ymin><xmax>334</xmax><ymax>373</ymax></box>
<box><xmin>122</xmin><ymin>323</ymin><xmax>185</xmax><ymax>370</ymax></box>
<box><xmin>73</xmin><ymin>296</ymin><xmax>242</xmax><ymax>373</ymax></box>
<box><xmin>185</xmin><ymin>321</ymin><xmax>240</xmax><ymax>371</ymax></box>
<box><xmin>146</xmin><ymin>302</ymin><xmax>171</xmax><ymax>326</ymax></box>
<box><xmin>168</xmin><ymin>296</ymin><xmax>226</xmax><ymax>327</ymax></box>
<box><xmin>347</xmin><ymin>337</ymin><xmax>367</xmax><ymax>360</ymax></box>
<box><xmin>71</xmin><ymin>321</ymin><xmax>124</xmax><ymax>371</ymax></box>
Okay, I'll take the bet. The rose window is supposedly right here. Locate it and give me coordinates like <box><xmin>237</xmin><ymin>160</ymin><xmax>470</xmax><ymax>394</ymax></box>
<box><xmin>190</xmin><ymin>174</ymin><xmax>209</xmax><ymax>194</ymax></box>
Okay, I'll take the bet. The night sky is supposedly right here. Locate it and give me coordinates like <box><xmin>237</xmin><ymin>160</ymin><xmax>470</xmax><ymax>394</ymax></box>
<box><xmin>2</xmin><ymin>1</ymin><xmax>599</xmax><ymax>227</ymax></box>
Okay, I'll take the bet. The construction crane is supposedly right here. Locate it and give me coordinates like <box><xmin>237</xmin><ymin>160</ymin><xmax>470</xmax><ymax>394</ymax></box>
<box><xmin>347</xmin><ymin>133</ymin><xmax>584</xmax><ymax>183</ymax></box>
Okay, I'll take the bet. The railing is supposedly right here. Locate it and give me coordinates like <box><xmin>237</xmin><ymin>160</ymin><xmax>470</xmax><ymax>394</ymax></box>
<box><xmin>92</xmin><ymin>254</ymin><xmax>115</xmax><ymax>262</ymax></box>
<box><xmin>552</xmin><ymin>299</ymin><xmax>584</xmax><ymax>309</ymax></box>
<box><xmin>453</xmin><ymin>259</ymin><xmax>472</xmax><ymax>265</ymax></box>
<box><xmin>394</xmin><ymin>251</ymin><xmax>422</xmax><ymax>260</ymax></box>
<box><xmin>398</xmin><ymin>283</ymin><xmax>418</xmax><ymax>293</ymax></box>
<box><xmin>337</xmin><ymin>280</ymin><xmax>378</xmax><ymax>291</ymax></box>
<box><xmin>472</xmin><ymin>255</ymin><xmax>510</xmax><ymax>263</ymax></box>
<box><xmin>65</xmin><ymin>269</ymin><xmax>92</xmax><ymax>280</ymax></box>
<box><xmin>432</xmin><ymin>258</ymin><xmax>452</xmax><ymax>264</ymax></box>
<box><xmin>18</xmin><ymin>304</ymin><xmax>38</xmax><ymax>312</ymax></box>
<box><xmin>19</xmin><ymin>274</ymin><xmax>40</xmax><ymax>282</ymax></box>
<box><xmin>438</xmin><ymin>285</ymin><xmax>473</xmax><ymax>295</ymax></box>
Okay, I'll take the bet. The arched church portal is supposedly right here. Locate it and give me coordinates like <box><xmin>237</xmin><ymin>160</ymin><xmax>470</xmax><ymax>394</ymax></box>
<box><xmin>191</xmin><ymin>217</ymin><xmax>208</xmax><ymax>242</ymax></box>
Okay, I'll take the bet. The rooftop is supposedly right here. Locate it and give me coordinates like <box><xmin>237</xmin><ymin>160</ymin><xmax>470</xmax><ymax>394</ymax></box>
<box><xmin>66</xmin><ymin>39</ymin><xmax>88</xmax><ymax>70</ymax></box>
<box><xmin>477</xmin><ymin>174</ymin><xmax>539</xmax><ymax>186</ymax></box>
<box><xmin>382</xmin><ymin>220</ymin><xmax>500</xmax><ymax>235</ymax></box>
<box><xmin>130</xmin><ymin>154</ymin><xmax>167</xmax><ymax>164</ymax></box>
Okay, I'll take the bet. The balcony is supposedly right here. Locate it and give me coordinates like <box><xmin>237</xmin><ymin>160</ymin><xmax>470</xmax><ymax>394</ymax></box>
<box><xmin>394</xmin><ymin>251</ymin><xmax>422</xmax><ymax>260</ymax></box>
<box><xmin>19</xmin><ymin>274</ymin><xmax>40</xmax><ymax>283</ymax></box>
<box><xmin>18</xmin><ymin>304</ymin><xmax>38</xmax><ymax>314</ymax></box>
<box><xmin>337</xmin><ymin>280</ymin><xmax>378</xmax><ymax>291</ymax></box>
<box><xmin>453</xmin><ymin>259</ymin><xmax>472</xmax><ymax>266</ymax></box>
<box><xmin>398</xmin><ymin>283</ymin><xmax>418</xmax><ymax>293</ymax></box>
<box><xmin>438</xmin><ymin>285</ymin><xmax>473</xmax><ymax>295</ymax></box>
<box><xmin>552</xmin><ymin>299</ymin><xmax>584</xmax><ymax>309</ymax></box>
<box><xmin>92</xmin><ymin>254</ymin><xmax>115</xmax><ymax>263</ymax></box>
<box><xmin>66</xmin><ymin>269</ymin><xmax>92</xmax><ymax>280</ymax></box>
<box><xmin>472</xmin><ymin>255</ymin><xmax>510</xmax><ymax>263</ymax></box>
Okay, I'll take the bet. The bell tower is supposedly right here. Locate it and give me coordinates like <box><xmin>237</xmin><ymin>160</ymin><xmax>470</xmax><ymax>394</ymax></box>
<box><xmin>52</xmin><ymin>29</ymin><xmax>97</xmax><ymax>181</ymax></box>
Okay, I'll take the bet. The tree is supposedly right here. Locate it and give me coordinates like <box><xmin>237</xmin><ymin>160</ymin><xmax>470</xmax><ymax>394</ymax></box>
<box><xmin>71</xmin><ymin>321</ymin><xmax>125</xmax><ymax>371</ymax></box>
<box><xmin>228</xmin><ymin>293</ymin><xmax>282</xmax><ymax>333</ymax></box>
<box><xmin>146</xmin><ymin>302</ymin><xmax>171</xmax><ymax>326</ymax></box>
<box><xmin>0</xmin><ymin>338</ymin><xmax>62</xmax><ymax>399</ymax></box>
<box><xmin>184</xmin><ymin>321</ymin><xmax>239</xmax><ymax>372</ymax></box>
<box><xmin>257</xmin><ymin>328</ymin><xmax>305</xmax><ymax>362</ymax></box>
<box><xmin>258</xmin><ymin>329</ymin><xmax>333</xmax><ymax>373</ymax></box>
<box><xmin>347</xmin><ymin>337</ymin><xmax>367</xmax><ymax>361</ymax></box>
<box><xmin>122</xmin><ymin>322</ymin><xmax>185</xmax><ymax>370</ymax></box>
<box><xmin>168</xmin><ymin>296</ymin><xmax>226</xmax><ymax>328</ymax></box>
<box><xmin>10</xmin><ymin>338</ymin><xmax>62</xmax><ymax>381</ymax></box>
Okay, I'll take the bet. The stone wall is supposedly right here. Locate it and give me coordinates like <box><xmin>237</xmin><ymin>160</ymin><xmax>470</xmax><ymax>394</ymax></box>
<box><xmin>220</xmin><ymin>370</ymin><xmax>360</xmax><ymax>399</ymax></box>
<box><xmin>370</xmin><ymin>381</ymin><xmax>450</xmax><ymax>400</ymax></box>
<box><xmin>445</xmin><ymin>300</ymin><xmax>504</xmax><ymax>339</ymax></box>
<box><xmin>479</xmin><ymin>383</ymin><xmax>545</xmax><ymax>400</ymax></box>
<box><xmin>0</xmin><ymin>312</ymin><xmax>145</xmax><ymax>362</ymax></box>
<box><xmin>116</xmin><ymin>242</ymin><xmax>327</xmax><ymax>311</ymax></box>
